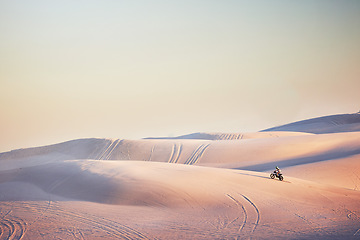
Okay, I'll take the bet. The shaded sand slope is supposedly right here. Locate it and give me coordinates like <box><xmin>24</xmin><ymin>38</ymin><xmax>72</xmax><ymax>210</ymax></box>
<box><xmin>262</xmin><ymin>113</ymin><xmax>360</xmax><ymax>134</ymax></box>
<box><xmin>0</xmin><ymin>160</ymin><xmax>360</xmax><ymax>239</ymax></box>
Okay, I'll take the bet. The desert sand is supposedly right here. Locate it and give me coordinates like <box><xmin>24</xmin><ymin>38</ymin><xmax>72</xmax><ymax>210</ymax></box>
<box><xmin>1</xmin><ymin>113</ymin><xmax>360</xmax><ymax>239</ymax></box>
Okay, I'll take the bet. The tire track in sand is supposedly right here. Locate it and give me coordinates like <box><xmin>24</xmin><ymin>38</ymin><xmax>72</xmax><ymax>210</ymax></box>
<box><xmin>226</xmin><ymin>194</ymin><xmax>260</xmax><ymax>235</ymax></box>
<box><xmin>218</xmin><ymin>134</ymin><xmax>242</xmax><ymax>140</ymax></box>
<box><xmin>94</xmin><ymin>140</ymin><xmax>113</xmax><ymax>160</ymax></box>
<box><xmin>168</xmin><ymin>144</ymin><xmax>182</xmax><ymax>164</ymax></box>
<box><xmin>104</xmin><ymin>139</ymin><xmax>122</xmax><ymax>160</ymax></box>
<box><xmin>0</xmin><ymin>217</ymin><xmax>27</xmax><ymax>240</ymax></box>
<box><xmin>241</xmin><ymin>194</ymin><xmax>260</xmax><ymax>233</ymax></box>
<box><xmin>226</xmin><ymin>194</ymin><xmax>247</xmax><ymax>232</ymax></box>
<box><xmin>184</xmin><ymin>144</ymin><xmax>210</xmax><ymax>165</ymax></box>
<box><xmin>147</xmin><ymin>145</ymin><xmax>155</xmax><ymax>161</ymax></box>
<box><xmin>56</xmin><ymin>208</ymin><xmax>148</xmax><ymax>240</ymax></box>
<box><xmin>19</xmin><ymin>202</ymin><xmax>149</xmax><ymax>240</ymax></box>
<box><xmin>168</xmin><ymin>144</ymin><xmax>176</xmax><ymax>163</ymax></box>
<box><xmin>69</xmin><ymin>227</ymin><xmax>86</xmax><ymax>240</ymax></box>
<box><xmin>98</xmin><ymin>139</ymin><xmax>122</xmax><ymax>160</ymax></box>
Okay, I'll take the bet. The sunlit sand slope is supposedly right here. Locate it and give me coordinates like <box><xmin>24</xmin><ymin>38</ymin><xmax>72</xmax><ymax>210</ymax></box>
<box><xmin>0</xmin><ymin>160</ymin><xmax>359</xmax><ymax>239</ymax></box>
<box><xmin>284</xmin><ymin>154</ymin><xmax>360</xmax><ymax>191</ymax></box>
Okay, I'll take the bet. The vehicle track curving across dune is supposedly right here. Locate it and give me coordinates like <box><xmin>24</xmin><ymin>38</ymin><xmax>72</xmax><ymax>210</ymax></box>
<box><xmin>185</xmin><ymin>144</ymin><xmax>210</xmax><ymax>165</ymax></box>
<box><xmin>147</xmin><ymin>145</ymin><xmax>155</xmax><ymax>161</ymax></box>
<box><xmin>218</xmin><ymin>133</ymin><xmax>242</xmax><ymax>140</ymax></box>
<box><xmin>226</xmin><ymin>194</ymin><xmax>247</xmax><ymax>233</ymax></box>
<box><xmin>68</xmin><ymin>227</ymin><xmax>86</xmax><ymax>240</ymax></box>
<box><xmin>0</xmin><ymin>217</ymin><xmax>27</xmax><ymax>240</ymax></box>
<box><xmin>18</xmin><ymin>202</ymin><xmax>149</xmax><ymax>240</ymax></box>
<box><xmin>226</xmin><ymin>193</ymin><xmax>260</xmax><ymax>237</ymax></box>
<box><xmin>168</xmin><ymin>144</ymin><xmax>182</xmax><ymax>164</ymax></box>
<box><xmin>241</xmin><ymin>194</ymin><xmax>260</xmax><ymax>233</ymax></box>
<box><xmin>105</xmin><ymin>139</ymin><xmax>122</xmax><ymax>160</ymax></box>
<box><xmin>93</xmin><ymin>140</ymin><xmax>112</xmax><ymax>160</ymax></box>
<box><xmin>97</xmin><ymin>139</ymin><xmax>122</xmax><ymax>160</ymax></box>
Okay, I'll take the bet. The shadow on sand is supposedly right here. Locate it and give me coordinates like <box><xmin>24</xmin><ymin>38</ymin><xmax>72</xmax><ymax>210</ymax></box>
<box><xmin>235</xmin><ymin>149</ymin><xmax>360</xmax><ymax>172</ymax></box>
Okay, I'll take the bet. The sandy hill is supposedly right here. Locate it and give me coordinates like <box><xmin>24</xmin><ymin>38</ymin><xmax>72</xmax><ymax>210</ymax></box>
<box><xmin>1</xmin><ymin>113</ymin><xmax>360</xmax><ymax>239</ymax></box>
<box><xmin>2</xmin><ymin>132</ymin><xmax>359</xmax><ymax>174</ymax></box>
<box><xmin>145</xmin><ymin>131</ymin><xmax>311</xmax><ymax>140</ymax></box>
<box><xmin>262</xmin><ymin>112</ymin><xmax>360</xmax><ymax>134</ymax></box>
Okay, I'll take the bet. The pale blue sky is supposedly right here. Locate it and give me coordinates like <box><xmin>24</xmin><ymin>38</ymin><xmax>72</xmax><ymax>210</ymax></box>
<box><xmin>1</xmin><ymin>0</ymin><xmax>359</xmax><ymax>151</ymax></box>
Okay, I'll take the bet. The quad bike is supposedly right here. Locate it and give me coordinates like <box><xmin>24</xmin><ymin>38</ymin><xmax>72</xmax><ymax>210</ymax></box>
<box><xmin>270</xmin><ymin>172</ymin><xmax>284</xmax><ymax>181</ymax></box>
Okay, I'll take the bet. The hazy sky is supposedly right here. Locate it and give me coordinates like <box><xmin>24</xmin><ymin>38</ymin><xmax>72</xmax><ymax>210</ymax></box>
<box><xmin>1</xmin><ymin>0</ymin><xmax>360</xmax><ymax>152</ymax></box>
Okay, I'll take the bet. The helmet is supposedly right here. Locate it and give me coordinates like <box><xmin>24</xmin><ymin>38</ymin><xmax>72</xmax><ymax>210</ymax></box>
<box><xmin>276</xmin><ymin>166</ymin><xmax>279</xmax><ymax>169</ymax></box>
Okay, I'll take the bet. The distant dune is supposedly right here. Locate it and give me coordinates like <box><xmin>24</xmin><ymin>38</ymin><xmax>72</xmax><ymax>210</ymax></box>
<box><xmin>145</xmin><ymin>131</ymin><xmax>312</xmax><ymax>140</ymax></box>
<box><xmin>262</xmin><ymin>112</ymin><xmax>360</xmax><ymax>134</ymax></box>
<box><xmin>1</xmin><ymin>113</ymin><xmax>360</xmax><ymax>239</ymax></box>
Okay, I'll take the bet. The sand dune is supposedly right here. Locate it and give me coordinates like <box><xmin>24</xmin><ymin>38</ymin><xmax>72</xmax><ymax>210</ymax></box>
<box><xmin>2</xmin><ymin>132</ymin><xmax>360</xmax><ymax>171</ymax></box>
<box><xmin>1</xmin><ymin>159</ymin><xmax>360</xmax><ymax>239</ymax></box>
<box><xmin>263</xmin><ymin>112</ymin><xmax>360</xmax><ymax>134</ymax></box>
<box><xmin>284</xmin><ymin>154</ymin><xmax>360</xmax><ymax>191</ymax></box>
<box><xmin>1</xmin><ymin>113</ymin><xmax>360</xmax><ymax>239</ymax></box>
<box><xmin>146</xmin><ymin>131</ymin><xmax>312</xmax><ymax>140</ymax></box>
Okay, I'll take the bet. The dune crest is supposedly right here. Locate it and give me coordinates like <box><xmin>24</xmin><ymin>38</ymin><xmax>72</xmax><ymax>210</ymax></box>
<box><xmin>262</xmin><ymin>112</ymin><xmax>360</xmax><ymax>134</ymax></box>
